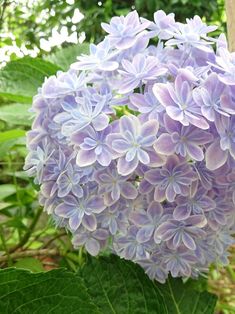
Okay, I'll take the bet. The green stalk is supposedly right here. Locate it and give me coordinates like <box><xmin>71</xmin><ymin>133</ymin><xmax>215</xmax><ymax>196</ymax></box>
<box><xmin>9</xmin><ymin>207</ymin><xmax>43</xmax><ymax>253</ymax></box>
<box><xmin>0</xmin><ymin>225</ymin><xmax>13</xmax><ymax>266</ymax></box>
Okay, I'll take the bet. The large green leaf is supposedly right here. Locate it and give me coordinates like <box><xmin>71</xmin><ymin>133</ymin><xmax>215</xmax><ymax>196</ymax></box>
<box><xmin>0</xmin><ymin>268</ymin><xmax>99</xmax><ymax>314</ymax></box>
<box><xmin>45</xmin><ymin>43</ymin><xmax>90</xmax><ymax>71</ymax></box>
<box><xmin>0</xmin><ymin>129</ymin><xmax>26</xmax><ymax>143</ymax></box>
<box><xmin>81</xmin><ymin>255</ymin><xmax>217</xmax><ymax>314</ymax></box>
<box><xmin>0</xmin><ymin>255</ymin><xmax>217</xmax><ymax>314</ymax></box>
<box><xmin>0</xmin><ymin>57</ymin><xmax>61</xmax><ymax>103</ymax></box>
<box><xmin>0</xmin><ymin>184</ymin><xmax>16</xmax><ymax>200</ymax></box>
<box><xmin>14</xmin><ymin>258</ymin><xmax>45</xmax><ymax>273</ymax></box>
<box><xmin>0</xmin><ymin>103</ymin><xmax>31</xmax><ymax>126</ymax></box>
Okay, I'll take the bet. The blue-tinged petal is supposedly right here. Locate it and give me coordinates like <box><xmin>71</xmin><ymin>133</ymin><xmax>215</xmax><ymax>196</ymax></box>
<box><xmin>55</xmin><ymin>204</ymin><xmax>74</xmax><ymax>218</ymax></box>
<box><xmin>82</xmin><ymin>214</ymin><xmax>97</xmax><ymax>231</ymax></box>
<box><xmin>145</xmin><ymin>169</ymin><xmax>162</xmax><ymax>185</ymax></box>
<box><xmin>166</xmin><ymin>184</ymin><xmax>176</xmax><ymax>202</ymax></box>
<box><xmin>205</xmin><ymin>139</ymin><xmax>228</xmax><ymax>170</ymax></box>
<box><xmin>182</xmin><ymin>233</ymin><xmax>196</xmax><ymax>250</ymax></box>
<box><xmin>111</xmin><ymin>184</ymin><xmax>120</xmax><ymax>201</ymax></box>
<box><xmin>120</xmin><ymin>115</ymin><xmax>137</xmax><ymax>135</ymax></box>
<box><xmin>92</xmin><ymin>113</ymin><xmax>109</xmax><ymax>131</ymax></box>
<box><xmin>155</xmin><ymin>222</ymin><xmax>176</xmax><ymax>241</ymax></box>
<box><xmin>97</xmin><ymin>151</ymin><xmax>112</xmax><ymax>167</ymax></box>
<box><xmin>76</xmin><ymin>149</ymin><xmax>97</xmax><ymax>167</ymax></box>
<box><xmin>112</xmin><ymin>139</ymin><xmax>130</xmax><ymax>153</ymax></box>
<box><xmin>137</xmin><ymin>149</ymin><xmax>150</xmax><ymax>164</ymax></box>
<box><xmin>172</xmin><ymin>232</ymin><xmax>182</xmax><ymax>248</ymax></box>
<box><xmin>100</xmin><ymin>61</ymin><xmax>119</xmax><ymax>71</ymax></box>
<box><xmin>147</xmin><ymin>201</ymin><xmax>163</xmax><ymax>219</ymax></box>
<box><xmin>126</xmin><ymin>147</ymin><xmax>137</xmax><ymax>162</ymax></box>
<box><xmin>117</xmin><ymin>156</ymin><xmax>139</xmax><ymax>175</ymax></box>
<box><xmin>173</xmin><ymin>204</ymin><xmax>191</xmax><ymax>220</ymax></box>
<box><xmin>139</xmin><ymin>179</ymin><xmax>154</xmax><ymax>194</ymax></box>
<box><xmin>87</xmin><ymin>196</ymin><xmax>106</xmax><ymax>213</ymax></box>
<box><xmin>85</xmin><ymin>238</ymin><xmax>100</xmax><ymax>256</ymax></box>
<box><xmin>136</xmin><ymin>226</ymin><xmax>154</xmax><ymax>243</ymax></box>
<box><xmin>120</xmin><ymin>181</ymin><xmax>138</xmax><ymax>199</ymax></box>
<box><xmin>140</xmin><ymin>135</ymin><xmax>156</xmax><ymax>147</ymax></box>
<box><xmin>129</xmin><ymin>212</ymin><xmax>149</xmax><ymax>226</ymax></box>
<box><xmin>186</xmin><ymin>143</ymin><xmax>204</xmax><ymax>161</ymax></box>
<box><xmin>154</xmin><ymin>133</ymin><xmax>175</xmax><ymax>155</ymax></box>
<box><xmin>69</xmin><ymin>213</ymin><xmax>83</xmax><ymax>231</ymax></box>
<box><xmin>166</xmin><ymin>106</ymin><xmax>185</xmax><ymax>122</ymax></box>
<box><xmin>140</xmin><ymin>120</ymin><xmax>159</xmax><ymax>138</ymax></box>
<box><xmin>72</xmin><ymin>185</ymin><xmax>83</xmax><ymax>198</ymax></box>
<box><xmin>153</xmin><ymin>83</ymin><xmax>175</xmax><ymax>107</ymax></box>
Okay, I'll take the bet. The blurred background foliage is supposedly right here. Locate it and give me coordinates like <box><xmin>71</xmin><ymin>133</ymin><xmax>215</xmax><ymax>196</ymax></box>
<box><xmin>0</xmin><ymin>1</ymin><xmax>234</xmax><ymax>313</ymax></box>
<box><xmin>0</xmin><ymin>0</ymin><xmax>226</xmax><ymax>65</ymax></box>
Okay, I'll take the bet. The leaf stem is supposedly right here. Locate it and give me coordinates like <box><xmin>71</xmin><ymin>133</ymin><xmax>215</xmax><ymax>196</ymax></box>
<box><xmin>0</xmin><ymin>225</ymin><xmax>12</xmax><ymax>266</ymax></box>
<box><xmin>9</xmin><ymin>207</ymin><xmax>43</xmax><ymax>253</ymax></box>
<box><xmin>78</xmin><ymin>246</ymin><xmax>84</xmax><ymax>266</ymax></box>
<box><xmin>0</xmin><ymin>0</ymin><xmax>9</xmax><ymax>31</ymax></box>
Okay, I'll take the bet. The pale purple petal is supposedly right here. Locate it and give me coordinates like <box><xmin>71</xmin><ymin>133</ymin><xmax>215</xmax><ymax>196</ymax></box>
<box><xmin>206</xmin><ymin>139</ymin><xmax>228</xmax><ymax>170</ymax></box>
<box><xmin>76</xmin><ymin>149</ymin><xmax>97</xmax><ymax>167</ymax></box>
<box><xmin>154</xmin><ymin>133</ymin><xmax>175</xmax><ymax>155</ymax></box>
<box><xmin>117</xmin><ymin>156</ymin><xmax>139</xmax><ymax>175</ymax></box>
<box><xmin>120</xmin><ymin>182</ymin><xmax>138</xmax><ymax>199</ymax></box>
<box><xmin>85</xmin><ymin>238</ymin><xmax>100</xmax><ymax>256</ymax></box>
<box><xmin>82</xmin><ymin>214</ymin><xmax>97</xmax><ymax>231</ymax></box>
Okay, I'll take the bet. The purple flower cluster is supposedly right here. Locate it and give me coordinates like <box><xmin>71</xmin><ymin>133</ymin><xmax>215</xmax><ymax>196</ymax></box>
<box><xmin>25</xmin><ymin>10</ymin><xmax>235</xmax><ymax>283</ymax></box>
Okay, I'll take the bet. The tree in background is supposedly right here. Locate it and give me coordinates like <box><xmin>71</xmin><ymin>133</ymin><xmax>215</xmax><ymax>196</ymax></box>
<box><xmin>0</xmin><ymin>0</ymin><xmax>226</xmax><ymax>65</ymax></box>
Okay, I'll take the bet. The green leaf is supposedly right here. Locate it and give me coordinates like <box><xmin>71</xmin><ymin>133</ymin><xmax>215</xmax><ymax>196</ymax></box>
<box><xmin>0</xmin><ymin>202</ymin><xmax>11</xmax><ymax>210</ymax></box>
<box><xmin>14</xmin><ymin>258</ymin><xmax>44</xmax><ymax>273</ymax></box>
<box><xmin>81</xmin><ymin>255</ymin><xmax>217</xmax><ymax>314</ymax></box>
<box><xmin>0</xmin><ymin>57</ymin><xmax>61</xmax><ymax>103</ymax></box>
<box><xmin>0</xmin><ymin>129</ymin><xmax>25</xmax><ymax>143</ymax></box>
<box><xmin>4</xmin><ymin>218</ymin><xmax>27</xmax><ymax>230</ymax></box>
<box><xmin>0</xmin><ymin>103</ymin><xmax>31</xmax><ymax>126</ymax></box>
<box><xmin>0</xmin><ymin>184</ymin><xmax>16</xmax><ymax>200</ymax></box>
<box><xmin>27</xmin><ymin>241</ymin><xmax>43</xmax><ymax>249</ymax></box>
<box><xmin>0</xmin><ymin>255</ymin><xmax>217</xmax><ymax>314</ymax></box>
<box><xmin>0</xmin><ymin>139</ymin><xmax>21</xmax><ymax>158</ymax></box>
<box><xmin>45</xmin><ymin>43</ymin><xmax>90</xmax><ymax>71</ymax></box>
<box><xmin>0</xmin><ymin>268</ymin><xmax>99</xmax><ymax>314</ymax></box>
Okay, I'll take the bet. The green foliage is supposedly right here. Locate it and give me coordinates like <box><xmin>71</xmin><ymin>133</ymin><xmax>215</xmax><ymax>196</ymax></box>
<box><xmin>0</xmin><ymin>2</ymin><xmax>230</xmax><ymax>313</ymax></box>
<box><xmin>0</xmin><ymin>103</ymin><xmax>31</xmax><ymax>126</ymax></box>
<box><xmin>0</xmin><ymin>184</ymin><xmax>16</xmax><ymax>200</ymax></box>
<box><xmin>0</xmin><ymin>255</ymin><xmax>217</xmax><ymax>314</ymax></box>
<box><xmin>0</xmin><ymin>268</ymin><xmax>98</xmax><ymax>314</ymax></box>
<box><xmin>0</xmin><ymin>57</ymin><xmax>61</xmax><ymax>103</ymax></box>
<box><xmin>45</xmin><ymin>42</ymin><xmax>90</xmax><ymax>71</ymax></box>
<box><xmin>0</xmin><ymin>0</ymin><xmax>225</xmax><ymax>65</ymax></box>
<box><xmin>0</xmin><ymin>130</ymin><xmax>26</xmax><ymax>143</ymax></box>
<box><xmin>0</xmin><ymin>44</ymin><xmax>89</xmax><ymax>269</ymax></box>
<box><xmin>81</xmin><ymin>255</ymin><xmax>217</xmax><ymax>314</ymax></box>
<box><xmin>14</xmin><ymin>257</ymin><xmax>44</xmax><ymax>273</ymax></box>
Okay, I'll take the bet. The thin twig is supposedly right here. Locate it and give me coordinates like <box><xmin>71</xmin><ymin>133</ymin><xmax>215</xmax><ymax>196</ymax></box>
<box><xmin>0</xmin><ymin>225</ymin><xmax>12</xmax><ymax>265</ymax></box>
<box><xmin>24</xmin><ymin>225</ymin><xmax>50</xmax><ymax>249</ymax></box>
<box><xmin>42</xmin><ymin>232</ymin><xmax>67</xmax><ymax>249</ymax></box>
<box><xmin>0</xmin><ymin>0</ymin><xmax>9</xmax><ymax>31</ymax></box>
<box><xmin>225</xmin><ymin>0</ymin><xmax>235</xmax><ymax>51</ymax></box>
<box><xmin>9</xmin><ymin>207</ymin><xmax>43</xmax><ymax>253</ymax></box>
<box><xmin>0</xmin><ymin>248</ymin><xmax>60</xmax><ymax>262</ymax></box>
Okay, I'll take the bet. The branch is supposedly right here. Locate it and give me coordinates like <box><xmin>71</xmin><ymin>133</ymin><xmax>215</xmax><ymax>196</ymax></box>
<box><xmin>225</xmin><ymin>0</ymin><xmax>235</xmax><ymax>51</ymax></box>
<box><xmin>0</xmin><ymin>248</ymin><xmax>59</xmax><ymax>262</ymax></box>
<box><xmin>42</xmin><ymin>232</ymin><xmax>67</xmax><ymax>249</ymax></box>
<box><xmin>9</xmin><ymin>207</ymin><xmax>43</xmax><ymax>253</ymax></box>
<box><xmin>0</xmin><ymin>0</ymin><xmax>9</xmax><ymax>31</ymax></box>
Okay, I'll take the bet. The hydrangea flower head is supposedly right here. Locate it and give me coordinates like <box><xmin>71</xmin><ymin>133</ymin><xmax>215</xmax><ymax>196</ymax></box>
<box><xmin>25</xmin><ymin>10</ymin><xmax>235</xmax><ymax>283</ymax></box>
